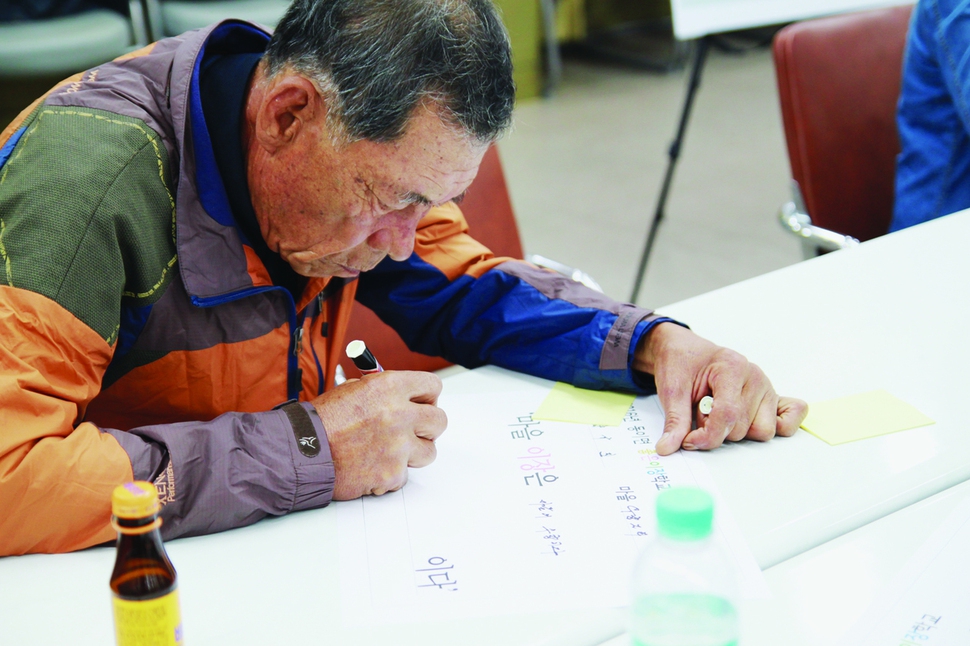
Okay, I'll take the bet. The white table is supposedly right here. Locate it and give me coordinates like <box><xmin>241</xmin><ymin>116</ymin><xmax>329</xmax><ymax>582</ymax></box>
<box><xmin>2</xmin><ymin>210</ymin><xmax>968</xmax><ymax>645</ymax></box>
<box><xmin>660</xmin><ymin>209</ymin><xmax>970</xmax><ymax>569</ymax></box>
<box><xmin>754</xmin><ymin>479</ymin><xmax>970</xmax><ymax>646</ymax></box>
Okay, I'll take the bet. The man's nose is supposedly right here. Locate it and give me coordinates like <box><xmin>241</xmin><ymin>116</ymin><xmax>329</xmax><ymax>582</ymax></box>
<box><xmin>367</xmin><ymin>221</ymin><xmax>418</xmax><ymax>261</ymax></box>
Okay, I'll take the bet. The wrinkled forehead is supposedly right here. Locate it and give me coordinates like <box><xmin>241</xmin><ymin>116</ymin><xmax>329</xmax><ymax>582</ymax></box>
<box><xmin>352</xmin><ymin>109</ymin><xmax>487</xmax><ymax>201</ymax></box>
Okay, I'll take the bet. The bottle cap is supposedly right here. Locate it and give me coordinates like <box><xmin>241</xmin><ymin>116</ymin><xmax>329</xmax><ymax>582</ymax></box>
<box><xmin>655</xmin><ymin>487</ymin><xmax>714</xmax><ymax>541</ymax></box>
<box><xmin>112</xmin><ymin>481</ymin><xmax>161</xmax><ymax>519</ymax></box>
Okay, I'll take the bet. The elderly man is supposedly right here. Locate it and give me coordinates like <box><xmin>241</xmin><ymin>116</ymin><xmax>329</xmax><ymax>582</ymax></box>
<box><xmin>0</xmin><ymin>0</ymin><xmax>806</xmax><ymax>555</ymax></box>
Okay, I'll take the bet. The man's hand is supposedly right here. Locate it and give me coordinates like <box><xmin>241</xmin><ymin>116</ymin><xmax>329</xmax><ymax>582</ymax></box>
<box><xmin>635</xmin><ymin>322</ymin><xmax>808</xmax><ymax>456</ymax></box>
<box><xmin>310</xmin><ymin>371</ymin><xmax>446</xmax><ymax>499</ymax></box>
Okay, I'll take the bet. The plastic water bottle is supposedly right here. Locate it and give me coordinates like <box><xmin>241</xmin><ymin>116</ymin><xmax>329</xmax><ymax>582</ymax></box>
<box><xmin>630</xmin><ymin>487</ymin><xmax>738</xmax><ymax>646</ymax></box>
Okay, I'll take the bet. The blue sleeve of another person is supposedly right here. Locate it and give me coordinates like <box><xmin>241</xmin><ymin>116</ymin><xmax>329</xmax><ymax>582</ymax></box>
<box><xmin>893</xmin><ymin>0</ymin><xmax>970</xmax><ymax>231</ymax></box>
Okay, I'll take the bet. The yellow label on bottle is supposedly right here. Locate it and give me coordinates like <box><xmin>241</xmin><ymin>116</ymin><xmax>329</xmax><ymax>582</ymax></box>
<box><xmin>112</xmin><ymin>588</ymin><xmax>184</xmax><ymax>646</ymax></box>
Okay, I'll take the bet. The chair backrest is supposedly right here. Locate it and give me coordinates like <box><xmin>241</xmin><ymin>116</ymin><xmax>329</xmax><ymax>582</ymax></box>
<box><xmin>336</xmin><ymin>144</ymin><xmax>523</xmax><ymax>377</ymax></box>
<box><xmin>773</xmin><ymin>4</ymin><xmax>913</xmax><ymax>243</ymax></box>
<box><xmin>0</xmin><ymin>9</ymin><xmax>134</xmax><ymax>78</ymax></box>
<box><xmin>153</xmin><ymin>0</ymin><xmax>290</xmax><ymax>37</ymax></box>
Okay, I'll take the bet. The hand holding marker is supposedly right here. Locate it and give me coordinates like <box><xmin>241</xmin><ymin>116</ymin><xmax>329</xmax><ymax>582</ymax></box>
<box><xmin>346</xmin><ymin>340</ymin><xmax>384</xmax><ymax>375</ymax></box>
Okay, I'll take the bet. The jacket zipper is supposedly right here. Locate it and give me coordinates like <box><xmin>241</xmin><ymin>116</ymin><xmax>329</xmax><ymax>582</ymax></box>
<box><xmin>309</xmin><ymin>292</ymin><xmax>326</xmax><ymax>395</ymax></box>
<box><xmin>191</xmin><ymin>286</ymin><xmax>306</xmax><ymax>403</ymax></box>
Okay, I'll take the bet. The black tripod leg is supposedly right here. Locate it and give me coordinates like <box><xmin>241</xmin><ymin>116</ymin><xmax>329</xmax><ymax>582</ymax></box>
<box><xmin>630</xmin><ymin>35</ymin><xmax>711</xmax><ymax>304</ymax></box>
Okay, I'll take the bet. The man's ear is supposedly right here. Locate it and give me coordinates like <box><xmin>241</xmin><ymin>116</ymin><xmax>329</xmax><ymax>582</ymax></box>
<box><xmin>252</xmin><ymin>75</ymin><xmax>324</xmax><ymax>152</ymax></box>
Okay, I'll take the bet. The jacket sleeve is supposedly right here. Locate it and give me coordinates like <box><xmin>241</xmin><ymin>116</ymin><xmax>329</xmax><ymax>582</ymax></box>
<box><xmin>354</xmin><ymin>203</ymin><xmax>676</xmax><ymax>392</ymax></box>
<box><xmin>0</xmin><ymin>285</ymin><xmax>334</xmax><ymax>556</ymax></box>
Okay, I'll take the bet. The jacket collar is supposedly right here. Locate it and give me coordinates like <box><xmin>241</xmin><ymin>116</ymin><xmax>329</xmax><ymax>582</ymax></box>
<box><xmin>168</xmin><ymin>21</ymin><xmax>331</xmax><ymax>308</ymax></box>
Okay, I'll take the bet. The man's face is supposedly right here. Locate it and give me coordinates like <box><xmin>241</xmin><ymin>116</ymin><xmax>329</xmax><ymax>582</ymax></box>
<box><xmin>249</xmin><ymin>104</ymin><xmax>488</xmax><ymax>278</ymax></box>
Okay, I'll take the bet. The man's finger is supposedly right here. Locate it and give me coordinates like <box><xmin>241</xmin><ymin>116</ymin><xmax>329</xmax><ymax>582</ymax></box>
<box><xmin>682</xmin><ymin>399</ymin><xmax>738</xmax><ymax>450</ymax></box>
<box><xmin>400</xmin><ymin>370</ymin><xmax>443</xmax><ymax>404</ymax></box>
<box><xmin>689</xmin><ymin>394</ymin><xmax>741</xmax><ymax>449</ymax></box>
<box><xmin>725</xmin><ymin>362</ymin><xmax>773</xmax><ymax>442</ymax></box>
<box><xmin>776</xmin><ymin>396</ymin><xmax>809</xmax><ymax>437</ymax></box>
<box><xmin>412</xmin><ymin>404</ymin><xmax>448</xmax><ymax>441</ymax></box>
<box><xmin>371</xmin><ymin>469</ymin><xmax>409</xmax><ymax>497</ymax></box>
<box><xmin>745</xmin><ymin>389</ymin><xmax>779</xmax><ymax>442</ymax></box>
<box><xmin>656</xmin><ymin>382</ymin><xmax>693</xmax><ymax>455</ymax></box>
<box><xmin>692</xmin><ymin>368</ymin><xmax>745</xmax><ymax>449</ymax></box>
<box><xmin>721</xmin><ymin>377</ymin><xmax>768</xmax><ymax>442</ymax></box>
<box><xmin>407</xmin><ymin>437</ymin><xmax>438</xmax><ymax>468</ymax></box>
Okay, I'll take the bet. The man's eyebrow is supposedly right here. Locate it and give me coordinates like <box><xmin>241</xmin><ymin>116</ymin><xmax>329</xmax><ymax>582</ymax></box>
<box><xmin>403</xmin><ymin>192</ymin><xmax>433</xmax><ymax>206</ymax></box>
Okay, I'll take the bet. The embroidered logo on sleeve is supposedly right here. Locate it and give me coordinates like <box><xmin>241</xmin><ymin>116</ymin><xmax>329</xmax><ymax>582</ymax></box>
<box><xmin>153</xmin><ymin>460</ymin><xmax>176</xmax><ymax>505</ymax></box>
<box><xmin>282</xmin><ymin>402</ymin><xmax>322</xmax><ymax>458</ymax></box>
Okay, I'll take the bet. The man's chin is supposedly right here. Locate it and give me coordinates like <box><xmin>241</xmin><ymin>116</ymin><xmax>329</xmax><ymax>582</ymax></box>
<box><xmin>286</xmin><ymin>261</ymin><xmax>335</xmax><ymax>278</ymax></box>
<box><xmin>289</xmin><ymin>262</ymin><xmax>360</xmax><ymax>279</ymax></box>
<box><xmin>284</xmin><ymin>254</ymin><xmax>384</xmax><ymax>278</ymax></box>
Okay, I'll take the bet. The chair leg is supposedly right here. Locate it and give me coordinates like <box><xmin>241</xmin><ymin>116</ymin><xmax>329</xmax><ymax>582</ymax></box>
<box><xmin>128</xmin><ymin>0</ymin><xmax>150</xmax><ymax>47</ymax></box>
<box><xmin>135</xmin><ymin>0</ymin><xmax>164</xmax><ymax>42</ymax></box>
<box><xmin>539</xmin><ymin>0</ymin><xmax>562</xmax><ymax>97</ymax></box>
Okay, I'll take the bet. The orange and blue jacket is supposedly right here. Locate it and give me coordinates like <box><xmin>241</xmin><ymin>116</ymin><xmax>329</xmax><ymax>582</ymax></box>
<box><xmin>0</xmin><ymin>22</ymin><xmax>663</xmax><ymax>555</ymax></box>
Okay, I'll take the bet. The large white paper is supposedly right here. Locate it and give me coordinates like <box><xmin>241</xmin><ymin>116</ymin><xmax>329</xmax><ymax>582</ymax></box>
<box><xmin>841</xmin><ymin>492</ymin><xmax>970</xmax><ymax>645</ymax></box>
<box><xmin>337</xmin><ymin>383</ymin><xmax>767</xmax><ymax>626</ymax></box>
<box><xmin>670</xmin><ymin>0</ymin><xmax>902</xmax><ymax>40</ymax></box>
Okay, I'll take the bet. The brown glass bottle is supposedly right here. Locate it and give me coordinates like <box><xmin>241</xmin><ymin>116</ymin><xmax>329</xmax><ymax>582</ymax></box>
<box><xmin>110</xmin><ymin>481</ymin><xmax>184</xmax><ymax>646</ymax></box>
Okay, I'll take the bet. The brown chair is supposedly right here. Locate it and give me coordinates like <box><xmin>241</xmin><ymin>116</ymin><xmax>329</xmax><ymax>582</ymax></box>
<box><xmin>337</xmin><ymin>145</ymin><xmax>524</xmax><ymax>377</ymax></box>
<box><xmin>773</xmin><ymin>4</ymin><xmax>913</xmax><ymax>257</ymax></box>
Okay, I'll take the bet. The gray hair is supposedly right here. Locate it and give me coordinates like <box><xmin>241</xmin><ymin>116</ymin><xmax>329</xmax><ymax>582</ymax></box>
<box><xmin>264</xmin><ymin>0</ymin><xmax>515</xmax><ymax>144</ymax></box>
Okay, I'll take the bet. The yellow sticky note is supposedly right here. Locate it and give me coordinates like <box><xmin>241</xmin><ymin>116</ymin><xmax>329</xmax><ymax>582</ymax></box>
<box><xmin>801</xmin><ymin>390</ymin><xmax>935</xmax><ymax>445</ymax></box>
<box><xmin>533</xmin><ymin>382</ymin><xmax>636</xmax><ymax>426</ymax></box>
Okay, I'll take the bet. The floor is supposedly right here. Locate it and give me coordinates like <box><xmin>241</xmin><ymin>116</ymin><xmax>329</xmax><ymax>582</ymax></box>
<box><xmin>498</xmin><ymin>43</ymin><xmax>804</xmax><ymax>309</ymax></box>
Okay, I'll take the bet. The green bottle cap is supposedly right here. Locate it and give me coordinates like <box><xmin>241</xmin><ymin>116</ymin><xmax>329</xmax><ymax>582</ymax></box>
<box><xmin>655</xmin><ymin>487</ymin><xmax>714</xmax><ymax>541</ymax></box>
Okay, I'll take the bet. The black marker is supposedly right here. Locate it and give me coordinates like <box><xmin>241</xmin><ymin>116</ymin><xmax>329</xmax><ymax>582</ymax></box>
<box><xmin>346</xmin><ymin>339</ymin><xmax>384</xmax><ymax>375</ymax></box>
